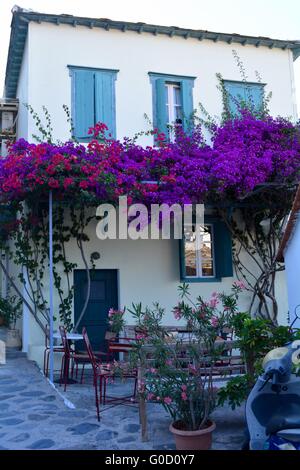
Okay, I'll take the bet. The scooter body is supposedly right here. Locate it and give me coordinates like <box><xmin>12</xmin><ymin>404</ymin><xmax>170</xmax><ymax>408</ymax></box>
<box><xmin>246</xmin><ymin>342</ymin><xmax>300</xmax><ymax>450</ymax></box>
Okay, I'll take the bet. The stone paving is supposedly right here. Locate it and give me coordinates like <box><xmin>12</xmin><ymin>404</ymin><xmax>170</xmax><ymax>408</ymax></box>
<box><xmin>0</xmin><ymin>353</ymin><xmax>246</xmax><ymax>450</ymax></box>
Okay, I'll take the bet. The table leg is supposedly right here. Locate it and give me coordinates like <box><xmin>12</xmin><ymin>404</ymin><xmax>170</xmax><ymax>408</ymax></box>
<box><xmin>138</xmin><ymin>364</ymin><xmax>148</xmax><ymax>442</ymax></box>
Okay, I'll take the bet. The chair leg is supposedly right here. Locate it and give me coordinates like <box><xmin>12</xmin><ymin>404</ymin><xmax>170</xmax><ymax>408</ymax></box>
<box><xmin>80</xmin><ymin>363</ymin><xmax>85</xmax><ymax>384</ymax></box>
<box><xmin>43</xmin><ymin>349</ymin><xmax>47</xmax><ymax>376</ymax></box>
<box><xmin>64</xmin><ymin>356</ymin><xmax>69</xmax><ymax>392</ymax></box>
<box><xmin>59</xmin><ymin>355</ymin><xmax>65</xmax><ymax>387</ymax></box>
<box><xmin>44</xmin><ymin>350</ymin><xmax>50</xmax><ymax>378</ymax></box>
<box><xmin>94</xmin><ymin>376</ymin><xmax>100</xmax><ymax>422</ymax></box>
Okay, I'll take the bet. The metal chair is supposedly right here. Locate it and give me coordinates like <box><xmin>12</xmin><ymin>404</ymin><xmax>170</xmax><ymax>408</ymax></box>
<box><xmin>59</xmin><ymin>326</ymin><xmax>90</xmax><ymax>391</ymax></box>
<box><xmin>43</xmin><ymin>324</ymin><xmax>64</xmax><ymax>377</ymax></box>
<box><xmin>82</xmin><ymin>327</ymin><xmax>113</xmax><ymax>421</ymax></box>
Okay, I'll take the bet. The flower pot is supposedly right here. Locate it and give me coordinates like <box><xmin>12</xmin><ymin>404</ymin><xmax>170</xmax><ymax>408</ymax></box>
<box><xmin>6</xmin><ymin>328</ymin><xmax>21</xmax><ymax>349</ymax></box>
<box><xmin>169</xmin><ymin>420</ymin><xmax>216</xmax><ymax>450</ymax></box>
<box><xmin>0</xmin><ymin>316</ymin><xmax>6</xmax><ymax>327</ymax></box>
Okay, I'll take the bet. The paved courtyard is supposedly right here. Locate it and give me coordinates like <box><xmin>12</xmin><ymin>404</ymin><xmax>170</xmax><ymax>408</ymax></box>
<box><xmin>0</xmin><ymin>354</ymin><xmax>246</xmax><ymax>450</ymax></box>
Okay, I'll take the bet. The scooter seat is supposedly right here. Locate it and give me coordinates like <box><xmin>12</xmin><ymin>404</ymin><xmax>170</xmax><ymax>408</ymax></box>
<box><xmin>266</xmin><ymin>403</ymin><xmax>300</xmax><ymax>435</ymax></box>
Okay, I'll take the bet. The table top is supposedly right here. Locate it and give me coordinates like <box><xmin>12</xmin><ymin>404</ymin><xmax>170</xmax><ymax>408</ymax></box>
<box><xmin>53</xmin><ymin>332</ymin><xmax>83</xmax><ymax>340</ymax></box>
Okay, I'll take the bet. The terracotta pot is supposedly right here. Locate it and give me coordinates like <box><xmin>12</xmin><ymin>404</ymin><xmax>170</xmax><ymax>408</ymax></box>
<box><xmin>6</xmin><ymin>328</ymin><xmax>22</xmax><ymax>349</ymax></box>
<box><xmin>169</xmin><ymin>420</ymin><xmax>216</xmax><ymax>450</ymax></box>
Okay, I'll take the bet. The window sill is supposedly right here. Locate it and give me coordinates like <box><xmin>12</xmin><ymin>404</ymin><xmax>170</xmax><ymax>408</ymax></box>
<box><xmin>180</xmin><ymin>277</ymin><xmax>222</xmax><ymax>283</ymax></box>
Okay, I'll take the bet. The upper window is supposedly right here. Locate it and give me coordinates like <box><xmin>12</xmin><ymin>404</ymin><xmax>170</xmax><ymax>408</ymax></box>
<box><xmin>223</xmin><ymin>80</ymin><xmax>264</xmax><ymax>116</ymax></box>
<box><xmin>149</xmin><ymin>73</ymin><xmax>195</xmax><ymax>141</ymax></box>
<box><xmin>180</xmin><ymin>218</ymin><xmax>233</xmax><ymax>282</ymax></box>
<box><xmin>69</xmin><ymin>66</ymin><xmax>118</xmax><ymax>141</ymax></box>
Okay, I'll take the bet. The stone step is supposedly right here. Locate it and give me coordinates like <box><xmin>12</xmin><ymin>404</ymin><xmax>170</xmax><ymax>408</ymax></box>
<box><xmin>6</xmin><ymin>348</ymin><xmax>27</xmax><ymax>359</ymax></box>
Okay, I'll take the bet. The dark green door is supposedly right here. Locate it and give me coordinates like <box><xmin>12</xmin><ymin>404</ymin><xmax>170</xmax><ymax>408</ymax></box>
<box><xmin>74</xmin><ymin>269</ymin><xmax>118</xmax><ymax>352</ymax></box>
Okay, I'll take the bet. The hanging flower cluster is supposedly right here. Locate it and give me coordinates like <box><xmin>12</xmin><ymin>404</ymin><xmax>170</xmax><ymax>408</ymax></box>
<box><xmin>0</xmin><ymin>111</ymin><xmax>300</xmax><ymax>206</ymax></box>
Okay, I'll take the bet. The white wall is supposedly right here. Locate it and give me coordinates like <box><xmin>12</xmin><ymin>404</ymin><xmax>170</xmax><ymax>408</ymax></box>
<box><xmin>16</xmin><ymin>33</ymin><xmax>29</xmax><ymax>139</ymax></box>
<box><xmin>284</xmin><ymin>216</ymin><xmax>300</xmax><ymax>328</ymax></box>
<box><xmin>19</xmin><ymin>22</ymin><xmax>298</xmax><ymax>144</ymax></box>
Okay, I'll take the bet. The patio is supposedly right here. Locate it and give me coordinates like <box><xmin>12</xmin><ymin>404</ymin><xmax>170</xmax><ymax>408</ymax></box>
<box><xmin>0</xmin><ymin>353</ymin><xmax>246</xmax><ymax>450</ymax></box>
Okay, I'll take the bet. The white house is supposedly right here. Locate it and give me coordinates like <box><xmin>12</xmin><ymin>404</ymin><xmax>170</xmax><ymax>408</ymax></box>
<box><xmin>277</xmin><ymin>186</ymin><xmax>300</xmax><ymax>329</ymax></box>
<box><xmin>2</xmin><ymin>6</ymin><xmax>300</xmax><ymax>367</ymax></box>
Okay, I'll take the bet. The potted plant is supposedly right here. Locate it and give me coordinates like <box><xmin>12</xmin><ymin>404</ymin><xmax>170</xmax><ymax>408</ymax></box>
<box><xmin>0</xmin><ymin>295</ymin><xmax>22</xmax><ymax>348</ymax></box>
<box><xmin>129</xmin><ymin>282</ymin><xmax>244</xmax><ymax>450</ymax></box>
<box><xmin>107</xmin><ymin>307</ymin><xmax>126</xmax><ymax>336</ymax></box>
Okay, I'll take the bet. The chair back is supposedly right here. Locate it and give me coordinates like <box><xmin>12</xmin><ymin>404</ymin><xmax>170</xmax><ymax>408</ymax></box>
<box><xmin>82</xmin><ymin>327</ymin><xmax>99</xmax><ymax>371</ymax></box>
<box><xmin>59</xmin><ymin>326</ymin><xmax>71</xmax><ymax>356</ymax></box>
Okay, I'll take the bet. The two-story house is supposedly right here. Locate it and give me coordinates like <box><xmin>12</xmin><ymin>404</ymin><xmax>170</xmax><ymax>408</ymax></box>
<box><xmin>2</xmin><ymin>6</ymin><xmax>300</xmax><ymax>367</ymax></box>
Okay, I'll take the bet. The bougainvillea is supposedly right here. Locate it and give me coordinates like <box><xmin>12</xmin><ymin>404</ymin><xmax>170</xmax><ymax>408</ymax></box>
<box><xmin>1</xmin><ymin>111</ymin><xmax>299</xmax><ymax>207</ymax></box>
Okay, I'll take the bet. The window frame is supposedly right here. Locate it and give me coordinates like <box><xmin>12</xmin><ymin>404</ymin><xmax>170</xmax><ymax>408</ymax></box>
<box><xmin>181</xmin><ymin>222</ymin><xmax>218</xmax><ymax>282</ymax></box>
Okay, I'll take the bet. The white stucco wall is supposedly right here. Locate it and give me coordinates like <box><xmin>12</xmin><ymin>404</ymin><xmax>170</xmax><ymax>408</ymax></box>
<box><xmin>283</xmin><ymin>216</ymin><xmax>300</xmax><ymax>328</ymax></box>
<box><xmin>16</xmin><ymin>33</ymin><xmax>29</xmax><ymax>139</ymax></box>
<box><xmin>18</xmin><ymin>22</ymin><xmax>298</xmax><ymax>144</ymax></box>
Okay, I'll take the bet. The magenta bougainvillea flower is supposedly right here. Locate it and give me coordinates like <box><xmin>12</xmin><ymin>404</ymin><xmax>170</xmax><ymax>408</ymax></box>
<box><xmin>0</xmin><ymin>111</ymin><xmax>299</xmax><ymax>205</ymax></box>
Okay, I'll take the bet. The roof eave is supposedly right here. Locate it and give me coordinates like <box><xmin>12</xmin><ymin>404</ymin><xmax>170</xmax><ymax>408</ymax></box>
<box><xmin>4</xmin><ymin>8</ymin><xmax>300</xmax><ymax>99</ymax></box>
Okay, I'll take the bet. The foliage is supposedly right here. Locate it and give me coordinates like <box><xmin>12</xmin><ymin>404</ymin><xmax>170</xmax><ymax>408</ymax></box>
<box><xmin>107</xmin><ymin>308</ymin><xmax>126</xmax><ymax>334</ymax></box>
<box><xmin>0</xmin><ymin>294</ymin><xmax>22</xmax><ymax>329</ymax></box>
<box><xmin>217</xmin><ymin>312</ymin><xmax>297</xmax><ymax>408</ymax></box>
<box><xmin>129</xmin><ymin>283</ymin><xmax>244</xmax><ymax>431</ymax></box>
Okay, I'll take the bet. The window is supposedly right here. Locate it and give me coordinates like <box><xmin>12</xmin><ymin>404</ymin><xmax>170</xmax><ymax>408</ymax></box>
<box><xmin>149</xmin><ymin>73</ymin><xmax>195</xmax><ymax>140</ymax></box>
<box><xmin>180</xmin><ymin>218</ymin><xmax>233</xmax><ymax>282</ymax></box>
<box><xmin>223</xmin><ymin>80</ymin><xmax>264</xmax><ymax>116</ymax></box>
<box><xmin>69</xmin><ymin>66</ymin><xmax>118</xmax><ymax>141</ymax></box>
<box><xmin>165</xmin><ymin>82</ymin><xmax>183</xmax><ymax>141</ymax></box>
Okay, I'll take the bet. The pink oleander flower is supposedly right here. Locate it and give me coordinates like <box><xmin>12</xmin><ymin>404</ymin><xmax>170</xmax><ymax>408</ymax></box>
<box><xmin>166</xmin><ymin>359</ymin><xmax>173</xmax><ymax>366</ymax></box>
<box><xmin>233</xmin><ymin>280</ymin><xmax>246</xmax><ymax>290</ymax></box>
<box><xmin>181</xmin><ymin>392</ymin><xmax>188</xmax><ymax>401</ymax></box>
<box><xmin>147</xmin><ymin>393</ymin><xmax>155</xmax><ymax>400</ymax></box>
<box><xmin>173</xmin><ymin>305</ymin><xmax>182</xmax><ymax>320</ymax></box>
<box><xmin>164</xmin><ymin>397</ymin><xmax>172</xmax><ymax>405</ymax></box>
<box><xmin>150</xmin><ymin>368</ymin><xmax>157</xmax><ymax>374</ymax></box>
<box><xmin>209</xmin><ymin>297</ymin><xmax>219</xmax><ymax>308</ymax></box>
<box><xmin>211</xmin><ymin>316</ymin><xmax>219</xmax><ymax>328</ymax></box>
<box><xmin>181</xmin><ymin>384</ymin><xmax>187</xmax><ymax>391</ymax></box>
<box><xmin>188</xmin><ymin>364</ymin><xmax>197</xmax><ymax>374</ymax></box>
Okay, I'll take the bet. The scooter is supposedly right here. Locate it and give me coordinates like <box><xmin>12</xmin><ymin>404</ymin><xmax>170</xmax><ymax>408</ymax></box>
<box><xmin>245</xmin><ymin>339</ymin><xmax>300</xmax><ymax>450</ymax></box>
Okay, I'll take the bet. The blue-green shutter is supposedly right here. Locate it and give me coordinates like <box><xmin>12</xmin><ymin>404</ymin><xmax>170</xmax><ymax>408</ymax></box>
<box><xmin>74</xmin><ymin>70</ymin><xmax>95</xmax><ymax>139</ymax></box>
<box><xmin>180</xmin><ymin>80</ymin><xmax>194</xmax><ymax>133</ymax></box>
<box><xmin>179</xmin><ymin>239</ymin><xmax>186</xmax><ymax>279</ymax></box>
<box><xmin>155</xmin><ymin>79</ymin><xmax>168</xmax><ymax>137</ymax></box>
<box><xmin>95</xmin><ymin>72</ymin><xmax>116</xmax><ymax>138</ymax></box>
<box><xmin>246</xmin><ymin>84</ymin><xmax>263</xmax><ymax>111</ymax></box>
<box><xmin>224</xmin><ymin>82</ymin><xmax>247</xmax><ymax>115</ymax></box>
<box><xmin>224</xmin><ymin>81</ymin><xmax>263</xmax><ymax>115</ymax></box>
<box><xmin>214</xmin><ymin>221</ymin><xmax>233</xmax><ymax>278</ymax></box>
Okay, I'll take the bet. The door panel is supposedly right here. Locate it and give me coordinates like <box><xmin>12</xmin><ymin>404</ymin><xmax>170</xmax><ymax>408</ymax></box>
<box><xmin>74</xmin><ymin>269</ymin><xmax>118</xmax><ymax>352</ymax></box>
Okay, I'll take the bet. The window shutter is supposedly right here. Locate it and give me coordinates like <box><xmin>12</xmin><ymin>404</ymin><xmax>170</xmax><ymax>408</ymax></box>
<box><xmin>180</xmin><ymin>80</ymin><xmax>194</xmax><ymax>133</ymax></box>
<box><xmin>246</xmin><ymin>84</ymin><xmax>263</xmax><ymax>111</ymax></box>
<box><xmin>73</xmin><ymin>70</ymin><xmax>95</xmax><ymax>139</ymax></box>
<box><xmin>179</xmin><ymin>239</ymin><xmax>186</xmax><ymax>279</ymax></box>
<box><xmin>95</xmin><ymin>72</ymin><xmax>116</xmax><ymax>138</ymax></box>
<box><xmin>224</xmin><ymin>82</ymin><xmax>247</xmax><ymax>115</ymax></box>
<box><xmin>155</xmin><ymin>79</ymin><xmax>168</xmax><ymax>137</ymax></box>
<box><xmin>213</xmin><ymin>220</ymin><xmax>233</xmax><ymax>278</ymax></box>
